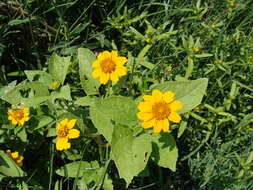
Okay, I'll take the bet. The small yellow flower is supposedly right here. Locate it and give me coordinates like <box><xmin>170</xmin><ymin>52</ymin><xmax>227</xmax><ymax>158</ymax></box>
<box><xmin>137</xmin><ymin>89</ymin><xmax>183</xmax><ymax>134</ymax></box>
<box><xmin>210</xmin><ymin>24</ymin><xmax>216</xmax><ymax>29</ymax></box>
<box><xmin>167</xmin><ymin>65</ymin><xmax>172</xmax><ymax>72</ymax></box>
<box><xmin>247</xmin><ymin>61</ymin><xmax>253</xmax><ymax>65</ymax></box>
<box><xmin>56</xmin><ymin>119</ymin><xmax>80</xmax><ymax>151</ymax></box>
<box><xmin>51</xmin><ymin>81</ymin><xmax>59</xmax><ymax>88</ymax></box>
<box><xmin>228</xmin><ymin>0</ymin><xmax>235</xmax><ymax>6</ymax></box>
<box><xmin>248</xmin><ymin>55</ymin><xmax>253</xmax><ymax>59</ymax></box>
<box><xmin>92</xmin><ymin>51</ymin><xmax>127</xmax><ymax>84</ymax></box>
<box><xmin>214</xmin><ymin>60</ymin><xmax>223</xmax><ymax>64</ymax></box>
<box><xmin>145</xmin><ymin>29</ymin><xmax>153</xmax><ymax>34</ymax></box>
<box><xmin>145</xmin><ymin>38</ymin><xmax>152</xmax><ymax>43</ymax></box>
<box><xmin>194</xmin><ymin>106</ymin><xmax>201</xmax><ymax>112</ymax></box>
<box><xmin>157</xmin><ymin>26</ymin><xmax>161</xmax><ymax>30</ymax></box>
<box><xmin>6</xmin><ymin>150</ymin><xmax>24</xmax><ymax>167</ymax></box>
<box><xmin>192</xmin><ymin>47</ymin><xmax>200</xmax><ymax>52</ymax></box>
<box><xmin>8</xmin><ymin>108</ymin><xmax>29</xmax><ymax>126</ymax></box>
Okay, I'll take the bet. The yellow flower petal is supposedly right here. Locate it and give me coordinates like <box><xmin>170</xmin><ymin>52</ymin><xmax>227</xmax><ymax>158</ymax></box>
<box><xmin>138</xmin><ymin>102</ymin><xmax>152</xmax><ymax>112</ymax></box>
<box><xmin>163</xmin><ymin>91</ymin><xmax>174</xmax><ymax>103</ymax></box>
<box><xmin>141</xmin><ymin>118</ymin><xmax>155</xmax><ymax>129</ymax></box>
<box><xmin>168</xmin><ymin>111</ymin><xmax>181</xmax><ymax>123</ymax></box>
<box><xmin>92</xmin><ymin>68</ymin><xmax>101</xmax><ymax>78</ymax></box>
<box><xmin>100</xmin><ymin>73</ymin><xmax>110</xmax><ymax>84</ymax></box>
<box><xmin>162</xmin><ymin>119</ymin><xmax>169</xmax><ymax>132</ymax></box>
<box><xmin>143</xmin><ymin>95</ymin><xmax>155</xmax><ymax>103</ymax></box>
<box><xmin>16</xmin><ymin>156</ymin><xmax>24</xmax><ymax>163</ymax></box>
<box><xmin>102</xmin><ymin>51</ymin><xmax>111</xmax><ymax>59</ymax></box>
<box><xmin>170</xmin><ymin>100</ymin><xmax>183</xmax><ymax>111</ymax></box>
<box><xmin>56</xmin><ymin>138</ymin><xmax>71</xmax><ymax>151</ymax></box>
<box><xmin>137</xmin><ymin>112</ymin><xmax>153</xmax><ymax>121</ymax></box>
<box><xmin>152</xmin><ymin>89</ymin><xmax>163</xmax><ymax>101</ymax></box>
<box><xmin>57</xmin><ymin>119</ymin><xmax>68</xmax><ymax>130</ymax></box>
<box><xmin>115</xmin><ymin>57</ymin><xmax>127</xmax><ymax>65</ymax></box>
<box><xmin>111</xmin><ymin>50</ymin><xmax>118</xmax><ymax>58</ymax></box>
<box><xmin>110</xmin><ymin>73</ymin><xmax>119</xmax><ymax>83</ymax></box>
<box><xmin>115</xmin><ymin>66</ymin><xmax>127</xmax><ymax>76</ymax></box>
<box><xmin>153</xmin><ymin>120</ymin><xmax>163</xmax><ymax>134</ymax></box>
<box><xmin>11</xmin><ymin>152</ymin><xmax>19</xmax><ymax>159</ymax></box>
<box><xmin>12</xmin><ymin>120</ymin><xmax>18</xmax><ymax>125</ymax></box>
<box><xmin>67</xmin><ymin>119</ymin><xmax>77</xmax><ymax>129</ymax></box>
<box><xmin>68</xmin><ymin>129</ymin><xmax>80</xmax><ymax>139</ymax></box>
<box><xmin>92</xmin><ymin>60</ymin><xmax>100</xmax><ymax>68</ymax></box>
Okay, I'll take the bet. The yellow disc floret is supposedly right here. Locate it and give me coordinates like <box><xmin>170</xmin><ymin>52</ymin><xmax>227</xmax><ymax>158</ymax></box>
<box><xmin>92</xmin><ymin>51</ymin><xmax>127</xmax><ymax>84</ymax></box>
<box><xmin>137</xmin><ymin>89</ymin><xmax>183</xmax><ymax>134</ymax></box>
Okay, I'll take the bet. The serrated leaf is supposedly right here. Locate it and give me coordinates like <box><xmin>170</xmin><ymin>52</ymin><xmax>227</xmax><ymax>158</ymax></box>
<box><xmin>111</xmin><ymin>125</ymin><xmax>151</xmax><ymax>186</ymax></box>
<box><xmin>153</xmin><ymin>78</ymin><xmax>208</xmax><ymax>113</ymax></box>
<box><xmin>151</xmin><ymin>133</ymin><xmax>178</xmax><ymax>171</ymax></box>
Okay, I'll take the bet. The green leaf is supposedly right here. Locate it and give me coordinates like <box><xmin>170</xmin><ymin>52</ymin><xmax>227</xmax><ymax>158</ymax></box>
<box><xmin>34</xmin><ymin>115</ymin><xmax>54</xmax><ymax>130</ymax></box>
<box><xmin>194</xmin><ymin>53</ymin><xmax>213</xmax><ymax>58</ymax></box>
<box><xmin>237</xmin><ymin>113</ymin><xmax>253</xmax><ymax>128</ymax></box>
<box><xmin>153</xmin><ymin>78</ymin><xmax>208</xmax><ymax>113</ymax></box>
<box><xmin>78</xmin><ymin>48</ymin><xmax>99</xmax><ymax>95</ymax></box>
<box><xmin>90</xmin><ymin>105</ymin><xmax>114</xmax><ymax>142</ymax></box>
<box><xmin>1</xmin><ymin>81</ymin><xmax>50</xmax><ymax>107</ymax></box>
<box><xmin>151</xmin><ymin>133</ymin><xmax>178</xmax><ymax>171</ymax></box>
<box><xmin>24</xmin><ymin>70</ymin><xmax>53</xmax><ymax>88</ymax></box>
<box><xmin>75</xmin><ymin>96</ymin><xmax>98</xmax><ymax>106</ymax></box>
<box><xmin>48</xmin><ymin>53</ymin><xmax>71</xmax><ymax>84</ymax></box>
<box><xmin>8</xmin><ymin>18</ymin><xmax>36</xmax><ymax>26</ymax></box>
<box><xmin>0</xmin><ymin>150</ymin><xmax>25</xmax><ymax>177</ymax></box>
<box><xmin>111</xmin><ymin>125</ymin><xmax>151</xmax><ymax>186</ymax></box>
<box><xmin>55</xmin><ymin>161</ymin><xmax>99</xmax><ymax>178</ymax></box>
<box><xmin>178</xmin><ymin>121</ymin><xmax>187</xmax><ymax>138</ymax></box>
<box><xmin>90</xmin><ymin>96</ymin><xmax>138</xmax><ymax>142</ymax></box>
<box><xmin>50</xmin><ymin>85</ymin><xmax>72</xmax><ymax>101</ymax></box>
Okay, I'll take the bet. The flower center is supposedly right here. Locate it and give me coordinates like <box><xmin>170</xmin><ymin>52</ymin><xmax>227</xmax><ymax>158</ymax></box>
<box><xmin>13</xmin><ymin>109</ymin><xmax>24</xmax><ymax>120</ymax></box>
<box><xmin>152</xmin><ymin>102</ymin><xmax>170</xmax><ymax>120</ymax></box>
<box><xmin>57</xmin><ymin>126</ymin><xmax>69</xmax><ymax>138</ymax></box>
<box><xmin>101</xmin><ymin>58</ymin><xmax>116</xmax><ymax>73</ymax></box>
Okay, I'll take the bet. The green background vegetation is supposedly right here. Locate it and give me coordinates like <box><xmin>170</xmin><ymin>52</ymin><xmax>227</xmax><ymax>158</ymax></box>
<box><xmin>0</xmin><ymin>0</ymin><xmax>252</xmax><ymax>189</ymax></box>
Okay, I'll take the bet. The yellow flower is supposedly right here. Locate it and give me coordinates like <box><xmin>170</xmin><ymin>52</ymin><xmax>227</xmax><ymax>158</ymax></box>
<box><xmin>157</xmin><ymin>26</ymin><xmax>161</xmax><ymax>30</ymax></box>
<box><xmin>92</xmin><ymin>51</ymin><xmax>127</xmax><ymax>84</ymax></box>
<box><xmin>214</xmin><ymin>60</ymin><xmax>223</xmax><ymax>64</ymax></box>
<box><xmin>210</xmin><ymin>24</ymin><xmax>216</xmax><ymax>29</ymax></box>
<box><xmin>6</xmin><ymin>150</ymin><xmax>24</xmax><ymax>167</ymax></box>
<box><xmin>145</xmin><ymin>38</ymin><xmax>152</xmax><ymax>43</ymax></box>
<box><xmin>51</xmin><ymin>81</ymin><xmax>59</xmax><ymax>88</ymax></box>
<box><xmin>137</xmin><ymin>89</ymin><xmax>183</xmax><ymax>134</ymax></box>
<box><xmin>8</xmin><ymin>108</ymin><xmax>29</xmax><ymax>126</ymax></box>
<box><xmin>247</xmin><ymin>61</ymin><xmax>253</xmax><ymax>65</ymax></box>
<box><xmin>192</xmin><ymin>47</ymin><xmax>200</xmax><ymax>52</ymax></box>
<box><xmin>145</xmin><ymin>29</ymin><xmax>153</xmax><ymax>34</ymax></box>
<box><xmin>56</xmin><ymin>119</ymin><xmax>80</xmax><ymax>151</ymax></box>
<box><xmin>167</xmin><ymin>65</ymin><xmax>172</xmax><ymax>72</ymax></box>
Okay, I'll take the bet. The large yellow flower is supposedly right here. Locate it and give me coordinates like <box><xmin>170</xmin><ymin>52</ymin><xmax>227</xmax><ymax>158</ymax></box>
<box><xmin>8</xmin><ymin>108</ymin><xmax>30</xmax><ymax>126</ymax></box>
<box><xmin>56</xmin><ymin>119</ymin><xmax>80</xmax><ymax>151</ymax></box>
<box><xmin>6</xmin><ymin>150</ymin><xmax>24</xmax><ymax>167</ymax></box>
<box><xmin>92</xmin><ymin>50</ymin><xmax>127</xmax><ymax>84</ymax></box>
<box><xmin>137</xmin><ymin>89</ymin><xmax>183</xmax><ymax>134</ymax></box>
